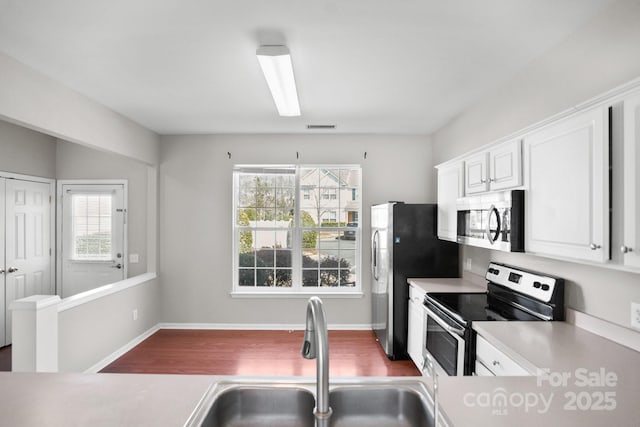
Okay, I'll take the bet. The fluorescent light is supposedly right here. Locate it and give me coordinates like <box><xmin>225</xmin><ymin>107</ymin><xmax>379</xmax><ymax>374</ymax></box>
<box><xmin>256</xmin><ymin>45</ymin><xmax>301</xmax><ymax>117</ymax></box>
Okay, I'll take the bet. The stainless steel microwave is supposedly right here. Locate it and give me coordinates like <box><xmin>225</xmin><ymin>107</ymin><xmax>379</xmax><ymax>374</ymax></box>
<box><xmin>456</xmin><ymin>190</ymin><xmax>524</xmax><ymax>252</ymax></box>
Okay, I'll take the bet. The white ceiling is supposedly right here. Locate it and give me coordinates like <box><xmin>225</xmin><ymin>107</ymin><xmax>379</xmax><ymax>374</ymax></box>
<box><xmin>0</xmin><ymin>0</ymin><xmax>616</xmax><ymax>135</ymax></box>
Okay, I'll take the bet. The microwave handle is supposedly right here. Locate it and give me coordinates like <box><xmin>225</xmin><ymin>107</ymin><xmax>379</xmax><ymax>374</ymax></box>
<box><xmin>485</xmin><ymin>204</ymin><xmax>501</xmax><ymax>245</ymax></box>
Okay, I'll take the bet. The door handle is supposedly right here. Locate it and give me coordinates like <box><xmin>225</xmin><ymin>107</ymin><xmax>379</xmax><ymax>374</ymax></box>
<box><xmin>0</xmin><ymin>269</ymin><xmax>4</xmax><ymax>274</ymax></box>
<box><xmin>7</xmin><ymin>267</ymin><xmax>19</xmax><ymax>273</ymax></box>
<box><xmin>372</xmin><ymin>230</ymin><xmax>379</xmax><ymax>281</ymax></box>
<box><xmin>111</xmin><ymin>264</ymin><xmax>122</xmax><ymax>269</ymax></box>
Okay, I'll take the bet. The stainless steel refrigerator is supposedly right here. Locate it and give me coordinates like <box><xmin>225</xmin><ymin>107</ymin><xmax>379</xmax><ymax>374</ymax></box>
<box><xmin>371</xmin><ymin>202</ymin><xmax>459</xmax><ymax>360</ymax></box>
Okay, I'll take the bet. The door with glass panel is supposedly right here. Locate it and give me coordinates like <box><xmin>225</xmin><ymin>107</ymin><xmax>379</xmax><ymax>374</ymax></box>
<box><xmin>59</xmin><ymin>182</ymin><xmax>126</xmax><ymax>298</ymax></box>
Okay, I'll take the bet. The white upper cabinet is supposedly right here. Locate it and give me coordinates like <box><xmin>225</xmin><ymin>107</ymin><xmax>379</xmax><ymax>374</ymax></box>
<box><xmin>464</xmin><ymin>152</ymin><xmax>489</xmax><ymax>194</ymax></box>
<box><xmin>464</xmin><ymin>139</ymin><xmax>522</xmax><ymax>195</ymax></box>
<box><xmin>488</xmin><ymin>139</ymin><xmax>523</xmax><ymax>191</ymax></box>
<box><xmin>436</xmin><ymin>162</ymin><xmax>463</xmax><ymax>241</ymax></box>
<box><xmin>523</xmin><ymin>106</ymin><xmax>609</xmax><ymax>263</ymax></box>
<box><xmin>622</xmin><ymin>92</ymin><xmax>640</xmax><ymax>268</ymax></box>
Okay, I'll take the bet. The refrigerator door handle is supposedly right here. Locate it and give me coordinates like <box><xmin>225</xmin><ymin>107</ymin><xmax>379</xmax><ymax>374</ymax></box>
<box><xmin>372</xmin><ymin>230</ymin><xmax>379</xmax><ymax>281</ymax></box>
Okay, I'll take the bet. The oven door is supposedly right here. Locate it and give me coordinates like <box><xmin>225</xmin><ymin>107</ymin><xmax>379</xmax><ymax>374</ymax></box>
<box><xmin>423</xmin><ymin>306</ymin><xmax>466</xmax><ymax>376</ymax></box>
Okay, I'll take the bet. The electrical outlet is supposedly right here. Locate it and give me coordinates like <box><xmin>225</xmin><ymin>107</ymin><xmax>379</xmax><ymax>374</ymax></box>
<box><xmin>631</xmin><ymin>302</ymin><xmax>640</xmax><ymax>330</ymax></box>
<box><xmin>132</xmin><ymin>309</ymin><xmax>138</xmax><ymax>321</ymax></box>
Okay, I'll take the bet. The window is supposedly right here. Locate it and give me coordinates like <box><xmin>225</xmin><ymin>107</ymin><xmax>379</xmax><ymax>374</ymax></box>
<box><xmin>71</xmin><ymin>193</ymin><xmax>113</xmax><ymax>260</ymax></box>
<box><xmin>233</xmin><ymin>165</ymin><xmax>361</xmax><ymax>294</ymax></box>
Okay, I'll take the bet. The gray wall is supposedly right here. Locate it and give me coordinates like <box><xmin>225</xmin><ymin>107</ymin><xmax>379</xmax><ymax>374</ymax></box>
<box><xmin>0</xmin><ymin>119</ymin><xmax>56</xmax><ymax>178</ymax></box>
<box><xmin>432</xmin><ymin>0</ymin><xmax>640</xmax><ymax>329</ymax></box>
<box><xmin>56</xmin><ymin>140</ymin><xmax>149</xmax><ymax>277</ymax></box>
<box><xmin>159</xmin><ymin>134</ymin><xmax>434</xmax><ymax>325</ymax></box>
<box><xmin>0</xmin><ymin>51</ymin><xmax>159</xmax><ymax>166</ymax></box>
<box><xmin>58</xmin><ymin>277</ymin><xmax>160</xmax><ymax>372</ymax></box>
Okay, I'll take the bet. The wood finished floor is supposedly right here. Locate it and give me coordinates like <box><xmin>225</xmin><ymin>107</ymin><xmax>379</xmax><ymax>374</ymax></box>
<box><xmin>101</xmin><ymin>329</ymin><xmax>421</xmax><ymax>377</ymax></box>
<box><xmin>0</xmin><ymin>345</ymin><xmax>10</xmax><ymax>372</ymax></box>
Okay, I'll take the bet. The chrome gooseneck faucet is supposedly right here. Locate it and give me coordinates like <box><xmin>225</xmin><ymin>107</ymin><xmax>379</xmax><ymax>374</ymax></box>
<box><xmin>301</xmin><ymin>296</ymin><xmax>332</xmax><ymax>420</ymax></box>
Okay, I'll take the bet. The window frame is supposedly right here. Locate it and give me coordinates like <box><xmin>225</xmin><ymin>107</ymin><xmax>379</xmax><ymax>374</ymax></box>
<box><xmin>231</xmin><ymin>164</ymin><xmax>362</xmax><ymax>297</ymax></box>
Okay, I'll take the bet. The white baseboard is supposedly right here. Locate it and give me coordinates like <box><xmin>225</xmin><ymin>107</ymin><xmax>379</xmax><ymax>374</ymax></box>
<box><xmin>566</xmin><ymin>308</ymin><xmax>640</xmax><ymax>353</ymax></box>
<box><xmin>84</xmin><ymin>324</ymin><xmax>160</xmax><ymax>373</ymax></box>
<box><xmin>158</xmin><ymin>322</ymin><xmax>373</xmax><ymax>331</ymax></box>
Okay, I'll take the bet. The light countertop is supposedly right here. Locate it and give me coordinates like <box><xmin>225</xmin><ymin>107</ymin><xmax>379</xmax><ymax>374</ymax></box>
<box><xmin>472</xmin><ymin>321</ymin><xmax>640</xmax><ymax>376</ymax></box>
<box><xmin>435</xmin><ymin>321</ymin><xmax>640</xmax><ymax>426</ymax></box>
<box><xmin>408</xmin><ymin>276</ymin><xmax>487</xmax><ymax>294</ymax></box>
<box><xmin>0</xmin><ymin>372</ymin><xmax>213</xmax><ymax>427</ymax></box>
<box><xmin>436</xmin><ymin>374</ymin><xmax>639</xmax><ymax>427</ymax></box>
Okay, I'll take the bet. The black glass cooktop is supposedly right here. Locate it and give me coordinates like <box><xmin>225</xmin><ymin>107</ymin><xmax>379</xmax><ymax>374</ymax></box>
<box><xmin>426</xmin><ymin>291</ymin><xmax>543</xmax><ymax>323</ymax></box>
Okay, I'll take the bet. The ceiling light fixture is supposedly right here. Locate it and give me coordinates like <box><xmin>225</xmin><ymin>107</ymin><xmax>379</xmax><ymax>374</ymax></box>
<box><xmin>256</xmin><ymin>45</ymin><xmax>301</xmax><ymax>117</ymax></box>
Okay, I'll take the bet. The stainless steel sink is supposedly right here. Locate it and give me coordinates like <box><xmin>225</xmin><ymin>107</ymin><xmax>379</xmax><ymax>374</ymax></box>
<box><xmin>185</xmin><ymin>380</ymin><xmax>437</xmax><ymax>427</ymax></box>
<box><xmin>329</xmin><ymin>386</ymin><xmax>435</xmax><ymax>427</ymax></box>
<box><xmin>195</xmin><ymin>386</ymin><xmax>316</xmax><ymax>427</ymax></box>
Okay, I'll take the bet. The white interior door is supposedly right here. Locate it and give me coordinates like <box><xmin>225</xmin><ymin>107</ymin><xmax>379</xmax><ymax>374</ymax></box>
<box><xmin>0</xmin><ymin>180</ymin><xmax>5</xmax><ymax>346</ymax></box>
<box><xmin>60</xmin><ymin>183</ymin><xmax>126</xmax><ymax>298</ymax></box>
<box><xmin>3</xmin><ymin>178</ymin><xmax>53</xmax><ymax>345</ymax></box>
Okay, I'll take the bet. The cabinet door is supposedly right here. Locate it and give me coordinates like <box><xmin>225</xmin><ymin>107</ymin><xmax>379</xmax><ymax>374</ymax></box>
<box><xmin>436</xmin><ymin>163</ymin><xmax>463</xmax><ymax>241</ymax></box>
<box><xmin>464</xmin><ymin>152</ymin><xmax>489</xmax><ymax>195</ymax></box>
<box><xmin>475</xmin><ymin>335</ymin><xmax>530</xmax><ymax>376</ymax></box>
<box><xmin>489</xmin><ymin>139</ymin><xmax>522</xmax><ymax>191</ymax></box>
<box><xmin>407</xmin><ymin>286</ymin><xmax>426</xmax><ymax>370</ymax></box>
<box><xmin>623</xmin><ymin>93</ymin><xmax>640</xmax><ymax>268</ymax></box>
<box><xmin>524</xmin><ymin>107</ymin><xmax>609</xmax><ymax>262</ymax></box>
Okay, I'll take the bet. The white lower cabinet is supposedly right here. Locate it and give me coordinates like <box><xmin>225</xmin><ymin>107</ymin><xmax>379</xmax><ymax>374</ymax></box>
<box><xmin>523</xmin><ymin>106</ymin><xmax>609</xmax><ymax>263</ymax></box>
<box><xmin>407</xmin><ymin>285</ymin><xmax>426</xmax><ymax>372</ymax></box>
<box><xmin>474</xmin><ymin>335</ymin><xmax>531</xmax><ymax>376</ymax></box>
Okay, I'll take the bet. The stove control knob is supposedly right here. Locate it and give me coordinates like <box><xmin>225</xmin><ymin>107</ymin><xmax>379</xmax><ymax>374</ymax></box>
<box><xmin>541</xmin><ymin>284</ymin><xmax>550</xmax><ymax>291</ymax></box>
<box><xmin>533</xmin><ymin>281</ymin><xmax>541</xmax><ymax>289</ymax></box>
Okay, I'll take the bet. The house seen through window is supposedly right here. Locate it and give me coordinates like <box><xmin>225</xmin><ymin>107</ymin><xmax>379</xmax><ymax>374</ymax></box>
<box><xmin>233</xmin><ymin>165</ymin><xmax>361</xmax><ymax>293</ymax></box>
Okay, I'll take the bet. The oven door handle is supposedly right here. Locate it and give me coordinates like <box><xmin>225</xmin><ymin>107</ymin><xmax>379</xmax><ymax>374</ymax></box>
<box><xmin>425</xmin><ymin>307</ymin><xmax>466</xmax><ymax>337</ymax></box>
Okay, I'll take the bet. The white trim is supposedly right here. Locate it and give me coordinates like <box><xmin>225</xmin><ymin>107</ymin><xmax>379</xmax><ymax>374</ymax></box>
<box><xmin>566</xmin><ymin>308</ymin><xmax>640</xmax><ymax>353</ymax></box>
<box><xmin>232</xmin><ymin>164</ymin><xmax>363</xmax><ymax>294</ymax></box>
<box><xmin>159</xmin><ymin>322</ymin><xmax>372</xmax><ymax>331</ymax></box>
<box><xmin>58</xmin><ymin>272</ymin><xmax>157</xmax><ymax>312</ymax></box>
<box><xmin>83</xmin><ymin>323</ymin><xmax>161</xmax><ymax>373</ymax></box>
<box><xmin>230</xmin><ymin>291</ymin><xmax>364</xmax><ymax>299</ymax></box>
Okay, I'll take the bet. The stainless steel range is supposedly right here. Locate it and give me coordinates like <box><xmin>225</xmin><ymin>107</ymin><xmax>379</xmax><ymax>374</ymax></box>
<box><xmin>423</xmin><ymin>262</ymin><xmax>564</xmax><ymax>376</ymax></box>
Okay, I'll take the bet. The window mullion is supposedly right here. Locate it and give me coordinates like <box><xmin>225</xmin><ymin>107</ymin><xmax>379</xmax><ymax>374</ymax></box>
<box><xmin>292</xmin><ymin>165</ymin><xmax>302</xmax><ymax>289</ymax></box>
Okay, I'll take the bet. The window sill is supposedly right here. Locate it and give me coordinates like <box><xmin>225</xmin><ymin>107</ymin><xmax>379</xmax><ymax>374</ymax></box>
<box><xmin>230</xmin><ymin>290</ymin><xmax>364</xmax><ymax>299</ymax></box>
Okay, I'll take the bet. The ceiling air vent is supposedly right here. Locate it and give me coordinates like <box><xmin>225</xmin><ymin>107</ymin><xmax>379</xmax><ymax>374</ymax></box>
<box><xmin>307</xmin><ymin>124</ymin><xmax>336</xmax><ymax>130</ymax></box>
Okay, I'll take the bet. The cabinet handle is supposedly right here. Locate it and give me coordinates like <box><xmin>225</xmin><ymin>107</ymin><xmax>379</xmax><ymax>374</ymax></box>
<box><xmin>620</xmin><ymin>246</ymin><xmax>633</xmax><ymax>254</ymax></box>
<box><xmin>589</xmin><ymin>243</ymin><xmax>601</xmax><ymax>250</ymax></box>
<box><xmin>492</xmin><ymin>360</ymin><xmax>501</xmax><ymax>367</ymax></box>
